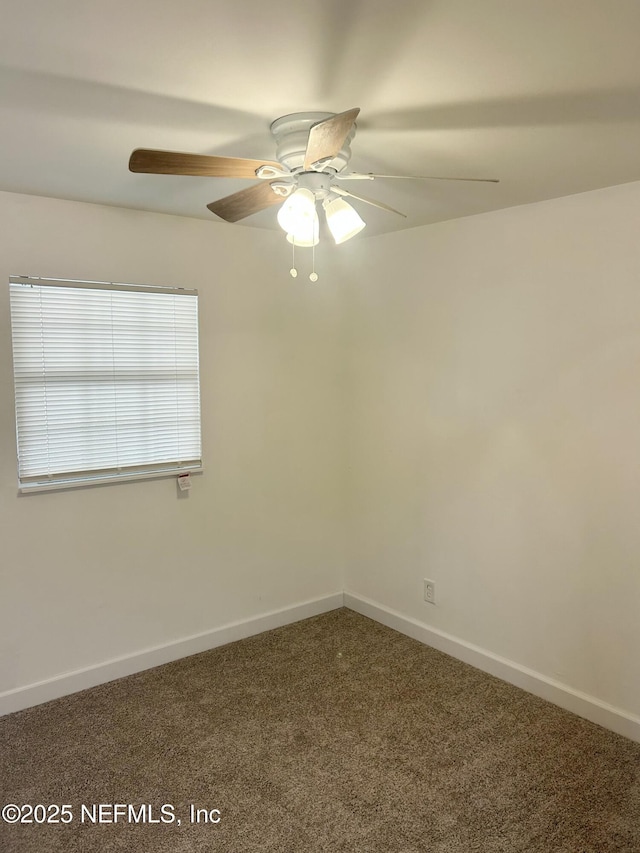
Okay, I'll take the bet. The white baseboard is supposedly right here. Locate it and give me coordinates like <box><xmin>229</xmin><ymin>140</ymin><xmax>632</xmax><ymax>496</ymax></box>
<box><xmin>344</xmin><ymin>591</ymin><xmax>640</xmax><ymax>745</ymax></box>
<box><xmin>5</xmin><ymin>590</ymin><xmax>639</xmax><ymax>745</ymax></box>
<box><xmin>0</xmin><ymin>593</ymin><xmax>344</xmax><ymax>716</ymax></box>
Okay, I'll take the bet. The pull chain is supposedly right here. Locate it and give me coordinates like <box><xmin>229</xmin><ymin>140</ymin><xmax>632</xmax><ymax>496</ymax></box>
<box><xmin>309</xmin><ymin>219</ymin><xmax>319</xmax><ymax>282</ymax></box>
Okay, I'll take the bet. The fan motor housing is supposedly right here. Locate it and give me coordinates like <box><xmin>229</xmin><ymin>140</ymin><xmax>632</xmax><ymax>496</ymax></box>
<box><xmin>270</xmin><ymin>112</ymin><xmax>356</xmax><ymax>173</ymax></box>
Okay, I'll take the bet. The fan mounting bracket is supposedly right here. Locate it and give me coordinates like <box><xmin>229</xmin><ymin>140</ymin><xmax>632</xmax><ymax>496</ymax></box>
<box><xmin>255</xmin><ymin>164</ymin><xmax>292</xmax><ymax>180</ymax></box>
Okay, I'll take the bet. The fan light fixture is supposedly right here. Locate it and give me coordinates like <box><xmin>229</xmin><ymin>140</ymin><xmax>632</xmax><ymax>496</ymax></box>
<box><xmin>277</xmin><ymin>187</ymin><xmax>365</xmax><ymax>281</ymax></box>
<box><xmin>277</xmin><ymin>188</ymin><xmax>365</xmax><ymax>246</ymax></box>
<box><xmin>277</xmin><ymin>188</ymin><xmax>364</xmax><ymax>281</ymax></box>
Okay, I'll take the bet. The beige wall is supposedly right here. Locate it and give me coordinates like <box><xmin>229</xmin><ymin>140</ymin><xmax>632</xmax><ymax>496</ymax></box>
<box><xmin>344</xmin><ymin>180</ymin><xmax>640</xmax><ymax>719</ymax></box>
<box><xmin>3</xmin><ymin>180</ymin><xmax>640</xmax><ymax>728</ymax></box>
<box><xmin>0</xmin><ymin>191</ymin><xmax>347</xmax><ymax>695</ymax></box>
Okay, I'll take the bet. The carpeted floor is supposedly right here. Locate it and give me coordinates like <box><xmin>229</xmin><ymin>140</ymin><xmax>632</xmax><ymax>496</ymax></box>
<box><xmin>1</xmin><ymin>608</ymin><xmax>639</xmax><ymax>852</ymax></box>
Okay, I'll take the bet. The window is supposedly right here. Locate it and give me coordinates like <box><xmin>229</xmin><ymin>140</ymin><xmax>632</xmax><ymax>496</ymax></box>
<box><xmin>9</xmin><ymin>276</ymin><xmax>202</xmax><ymax>492</ymax></box>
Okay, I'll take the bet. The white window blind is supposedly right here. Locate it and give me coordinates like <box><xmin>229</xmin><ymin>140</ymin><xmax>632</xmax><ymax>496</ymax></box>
<box><xmin>9</xmin><ymin>277</ymin><xmax>202</xmax><ymax>492</ymax></box>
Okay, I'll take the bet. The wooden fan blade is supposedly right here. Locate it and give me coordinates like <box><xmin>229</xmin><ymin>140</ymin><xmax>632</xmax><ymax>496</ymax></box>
<box><xmin>337</xmin><ymin>172</ymin><xmax>499</xmax><ymax>183</ymax></box>
<box><xmin>303</xmin><ymin>108</ymin><xmax>360</xmax><ymax>170</ymax></box>
<box><xmin>207</xmin><ymin>182</ymin><xmax>283</xmax><ymax>222</ymax></box>
<box><xmin>129</xmin><ymin>149</ymin><xmax>283</xmax><ymax>179</ymax></box>
<box><xmin>333</xmin><ymin>186</ymin><xmax>407</xmax><ymax>218</ymax></box>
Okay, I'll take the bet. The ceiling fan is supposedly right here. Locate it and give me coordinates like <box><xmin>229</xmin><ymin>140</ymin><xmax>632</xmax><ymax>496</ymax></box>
<box><xmin>129</xmin><ymin>107</ymin><xmax>498</xmax><ymax>269</ymax></box>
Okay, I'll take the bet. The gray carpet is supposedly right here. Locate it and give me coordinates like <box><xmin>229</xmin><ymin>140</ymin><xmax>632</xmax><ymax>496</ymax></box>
<box><xmin>1</xmin><ymin>608</ymin><xmax>639</xmax><ymax>852</ymax></box>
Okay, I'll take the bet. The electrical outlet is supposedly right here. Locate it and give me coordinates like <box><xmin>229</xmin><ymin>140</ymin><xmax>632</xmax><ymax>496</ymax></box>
<box><xmin>424</xmin><ymin>579</ymin><xmax>436</xmax><ymax>604</ymax></box>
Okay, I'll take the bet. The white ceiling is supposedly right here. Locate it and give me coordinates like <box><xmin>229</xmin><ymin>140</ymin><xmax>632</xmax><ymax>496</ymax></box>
<box><xmin>2</xmin><ymin>0</ymin><xmax>640</xmax><ymax>238</ymax></box>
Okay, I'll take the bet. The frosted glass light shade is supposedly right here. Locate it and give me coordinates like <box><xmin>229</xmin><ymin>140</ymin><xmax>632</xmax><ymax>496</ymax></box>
<box><xmin>277</xmin><ymin>188</ymin><xmax>317</xmax><ymax>234</ymax></box>
<box><xmin>324</xmin><ymin>197</ymin><xmax>365</xmax><ymax>244</ymax></box>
